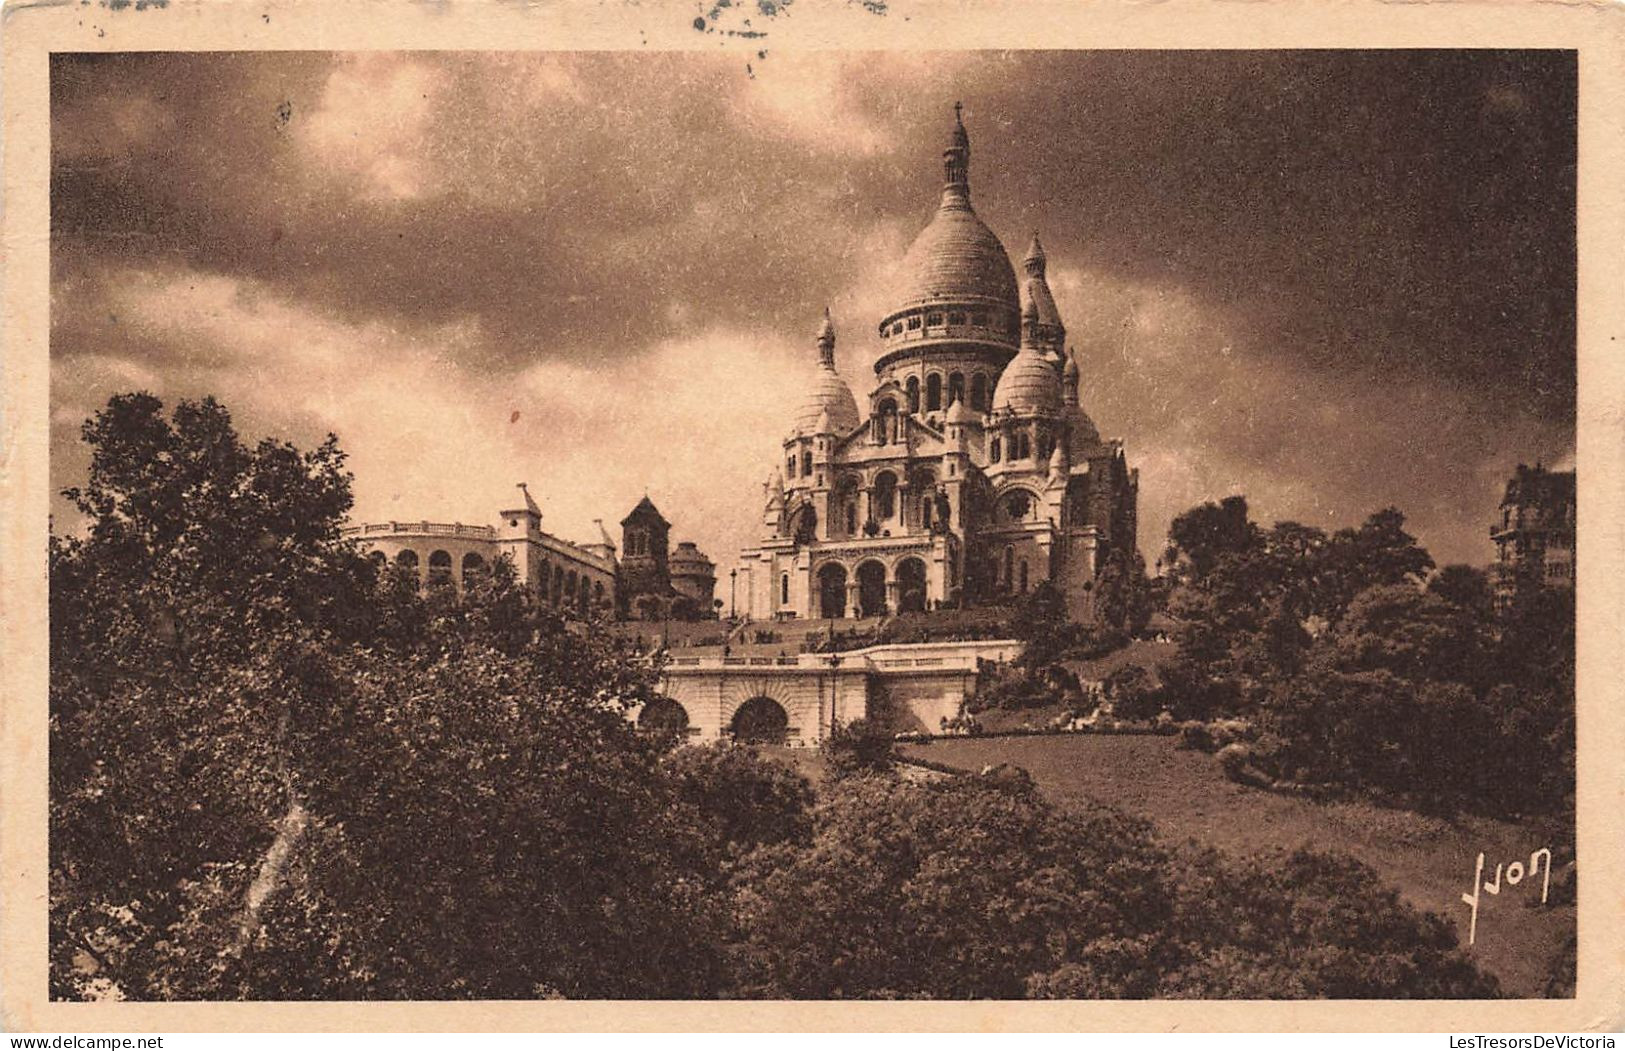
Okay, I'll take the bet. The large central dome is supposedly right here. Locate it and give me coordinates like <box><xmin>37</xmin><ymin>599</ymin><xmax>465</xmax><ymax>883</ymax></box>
<box><xmin>875</xmin><ymin>106</ymin><xmax>1021</xmax><ymax>374</ymax></box>
<box><xmin>886</xmin><ymin>106</ymin><xmax>1018</xmax><ymax>318</ymax></box>
<box><xmin>893</xmin><ymin>205</ymin><xmax>1020</xmax><ymax>313</ymax></box>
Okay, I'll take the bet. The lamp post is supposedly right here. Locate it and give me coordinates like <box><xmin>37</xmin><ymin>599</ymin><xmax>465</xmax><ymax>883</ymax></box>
<box><xmin>730</xmin><ymin>568</ymin><xmax>738</xmax><ymax>621</ymax></box>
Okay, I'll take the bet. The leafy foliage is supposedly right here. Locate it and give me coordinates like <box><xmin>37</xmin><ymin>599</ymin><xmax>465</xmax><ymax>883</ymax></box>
<box><xmin>50</xmin><ymin>394</ymin><xmax>730</xmax><ymax>1000</ymax></box>
<box><xmin>662</xmin><ymin>743</ymin><xmax>816</xmax><ymax>853</ymax></box>
<box><xmin>1159</xmin><ymin>493</ymin><xmax>1573</xmax><ymax>819</ymax></box>
<box><xmin>724</xmin><ymin>774</ymin><xmax>1496</xmax><ymax>1000</ymax></box>
<box><xmin>819</xmin><ymin>718</ymin><xmax>898</xmax><ymax>779</ymax></box>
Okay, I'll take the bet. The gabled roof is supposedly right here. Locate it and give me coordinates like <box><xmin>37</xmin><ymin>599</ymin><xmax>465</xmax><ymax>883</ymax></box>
<box><xmin>620</xmin><ymin>495</ymin><xmax>670</xmax><ymax>528</ymax></box>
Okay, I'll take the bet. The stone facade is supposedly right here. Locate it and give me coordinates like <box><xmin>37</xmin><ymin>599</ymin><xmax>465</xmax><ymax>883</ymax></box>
<box><xmin>345</xmin><ymin>484</ymin><xmax>716</xmax><ymax>619</ymax></box>
<box><xmin>1490</xmin><ymin>462</ymin><xmax>1576</xmax><ymax>608</ymax></box>
<box><xmin>647</xmin><ymin>638</ymin><xmax>1023</xmax><ymax>745</ymax></box>
<box><xmin>738</xmin><ymin>107</ymin><xmax>1138</xmax><ymax>624</ymax></box>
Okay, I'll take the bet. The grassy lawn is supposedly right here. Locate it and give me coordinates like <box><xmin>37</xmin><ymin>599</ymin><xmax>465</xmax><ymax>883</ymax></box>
<box><xmin>900</xmin><ymin>733</ymin><xmax>1575</xmax><ymax>999</ymax></box>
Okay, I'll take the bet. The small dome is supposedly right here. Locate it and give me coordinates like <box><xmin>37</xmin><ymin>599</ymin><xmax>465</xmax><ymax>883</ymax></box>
<box><xmin>794</xmin><ymin>369</ymin><xmax>861</xmax><ymax>435</ymax></box>
<box><xmin>794</xmin><ymin>308</ymin><xmax>862</xmax><ymax>435</ymax></box>
<box><xmin>993</xmin><ymin>302</ymin><xmax>1061</xmax><ymax>414</ymax></box>
<box><xmin>671</xmin><ymin>541</ymin><xmax>714</xmax><ymax>573</ymax></box>
<box><xmin>992</xmin><ymin>348</ymin><xmax>1062</xmax><ymax>415</ymax></box>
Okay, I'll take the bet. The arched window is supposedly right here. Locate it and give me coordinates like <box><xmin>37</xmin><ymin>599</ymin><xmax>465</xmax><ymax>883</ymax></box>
<box><xmin>1019</xmin><ymin>560</ymin><xmax>1029</xmax><ymax>593</ymax></box>
<box><xmin>554</xmin><ymin>564</ymin><xmax>565</xmax><ymax>603</ymax></box>
<box><xmin>922</xmin><ymin>497</ymin><xmax>933</xmax><ymax>531</ymax></box>
<box><xmin>566</xmin><ymin>570</ymin><xmax>578</xmax><ymax>607</ymax></box>
<box><xmin>873</xmin><ymin>472</ymin><xmax>897</xmax><ymax>520</ymax></box>
<box><xmin>948</xmin><ymin>372</ymin><xmax>965</xmax><ymax>407</ymax></box>
<box><xmin>594</xmin><ymin>581</ymin><xmax>605</xmax><ymax>605</ymax></box>
<box><xmin>926</xmin><ymin>373</ymin><xmax>943</xmax><ymax>412</ymax></box>
<box><xmin>579</xmin><ymin>576</ymin><xmax>590</xmax><ymax>609</ymax></box>
<box><xmin>427</xmin><ymin>550</ymin><xmax>453</xmax><ymax>588</ymax></box>
<box><xmin>906</xmin><ymin>375</ymin><xmax>920</xmax><ymax>414</ymax></box>
<box><xmin>787</xmin><ymin>455</ymin><xmax>796</xmax><ymax>478</ymax></box>
<box><xmin>801</xmin><ymin>450</ymin><xmax>813</xmax><ymax>476</ymax></box>
<box><xmin>368</xmin><ymin>550</ymin><xmax>388</xmax><ymax>569</ymax></box>
<box><xmin>1004</xmin><ymin>546</ymin><xmax>1015</xmax><ymax>589</ymax></box>
<box><xmin>461</xmin><ymin>552</ymin><xmax>487</xmax><ymax>586</ymax></box>
<box><xmin>1004</xmin><ymin>491</ymin><xmax>1032</xmax><ymax>521</ymax></box>
<box><xmin>846</xmin><ymin>503</ymin><xmax>857</xmax><ymax>536</ymax></box>
<box><xmin>971</xmin><ymin>373</ymin><xmax>988</xmax><ymax>412</ymax></box>
<box><xmin>781</xmin><ymin>573</ymin><xmax>790</xmax><ymax>606</ymax></box>
<box><xmin>394</xmin><ymin>548</ymin><xmax>419</xmax><ymax>571</ymax></box>
<box><xmin>539</xmin><ymin>560</ymin><xmax>550</xmax><ymax>599</ymax></box>
<box><xmin>990</xmin><ymin>437</ymin><xmax>1001</xmax><ymax>462</ymax></box>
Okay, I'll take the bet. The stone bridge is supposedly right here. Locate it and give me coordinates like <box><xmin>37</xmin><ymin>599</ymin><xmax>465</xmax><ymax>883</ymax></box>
<box><xmin>640</xmin><ymin>639</ymin><xmax>1022</xmax><ymax>745</ymax></box>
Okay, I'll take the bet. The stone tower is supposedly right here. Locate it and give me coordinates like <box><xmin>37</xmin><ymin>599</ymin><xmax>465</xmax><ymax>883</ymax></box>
<box><xmin>619</xmin><ymin>496</ymin><xmax>672</xmax><ymax>615</ymax></box>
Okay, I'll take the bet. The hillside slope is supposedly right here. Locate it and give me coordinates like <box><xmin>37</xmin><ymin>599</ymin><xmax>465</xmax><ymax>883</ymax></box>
<box><xmin>901</xmin><ymin>734</ymin><xmax>1574</xmax><ymax>999</ymax></box>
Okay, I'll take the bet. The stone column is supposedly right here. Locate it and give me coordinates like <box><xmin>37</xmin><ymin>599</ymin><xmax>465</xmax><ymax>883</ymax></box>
<box><xmin>846</xmin><ymin>581</ymin><xmax>860</xmax><ymax>620</ymax></box>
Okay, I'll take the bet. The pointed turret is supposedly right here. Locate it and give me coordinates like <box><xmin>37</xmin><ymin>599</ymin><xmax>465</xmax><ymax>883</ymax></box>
<box><xmin>1022</xmin><ymin>232</ymin><xmax>1047</xmax><ymax>277</ymax></box>
<box><xmin>1020</xmin><ymin>297</ymin><xmax>1040</xmax><ymax>347</ymax></box>
<box><xmin>1062</xmin><ymin>349</ymin><xmax>1080</xmax><ymax>407</ymax></box>
<box><xmin>1020</xmin><ymin>231</ymin><xmax>1066</xmax><ymax>363</ymax></box>
<box><xmin>499</xmin><ymin>482</ymin><xmax>544</xmax><ymax>540</ymax></box>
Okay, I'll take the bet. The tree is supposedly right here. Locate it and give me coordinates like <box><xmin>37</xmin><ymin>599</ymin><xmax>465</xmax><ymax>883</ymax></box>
<box><xmin>724</xmin><ymin>775</ymin><xmax>1497</xmax><ymax>1000</ymax></box>
<box><xmin>1428</xmin><ymin>564</ymin><xmax>1495</xmax><ymax>621</ymax></box>
<box><xmin>1317</xmin><ymin>508</ymin><xmax>1435</xmax><ymax>621</ymax></box>
<box><xmin>50</xmin><ymin>393</ymin><xmax>732</xmax><ymax>1000</ymax></box>
<box><xmin>1095</xmin><ymin>548</ymin><xmax>1154</xmax><ymax>636</ymax></box>
<box><xmin>1010</xmin><ymin>581</ymin><xmax>1079</xmax><ymax>669</ymax></box>
<box><xmin>820</xmin><ymin>718</ymin><xmax>897</xmax><ymax>778</ymax></box>
<box><xmin>725</xmin><ymin>776</ymin><xmax>1175</xmax><ymax>999</ymax></box>
<box><xmin>1157</xmin><ymin>848</ymin><xmax>1499</xmax><ymax>998</ymax></box>
<box><xmin>1164</xmin><ymin>495</ymin><xmax>1257</xmax><ymax>583</ymax></box>
<box><xmin>661</xmin><ymin>743</ymin><xmax>815</xmax><ymax>854</ymax></box>
<box><xmin>50</xmin><ymin>394</ymin><xmax>369</xmax><ymax>1000</ymax></box>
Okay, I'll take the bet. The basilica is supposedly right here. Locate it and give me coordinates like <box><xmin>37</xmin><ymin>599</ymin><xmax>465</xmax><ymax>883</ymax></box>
<box><xmin>737</xmin><ymin>107</ymin><xmax>1139</xmax><ymax>623</ymax></box>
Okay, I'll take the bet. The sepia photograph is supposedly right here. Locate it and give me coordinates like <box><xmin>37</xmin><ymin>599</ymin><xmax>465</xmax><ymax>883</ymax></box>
<box><xmin>5</xmin><ymin>1</ymin><xmax>1621</xmax><ymax>1032</ymax></box>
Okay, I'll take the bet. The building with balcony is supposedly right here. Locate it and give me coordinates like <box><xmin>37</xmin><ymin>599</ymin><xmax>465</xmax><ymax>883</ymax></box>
<box><xmin>1490</xmin><ymin>462</ymin><xmax>1576</xmax><ymax>608</ymax></box>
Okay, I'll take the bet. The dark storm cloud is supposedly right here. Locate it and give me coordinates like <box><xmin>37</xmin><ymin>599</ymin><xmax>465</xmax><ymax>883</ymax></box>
<box><xmin>49</xmin><ymin>50</ymin><xmax>1575</xmax><ymax>567</ymax></box>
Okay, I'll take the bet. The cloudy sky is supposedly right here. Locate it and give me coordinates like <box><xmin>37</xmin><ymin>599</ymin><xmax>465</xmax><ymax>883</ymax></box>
<box><xmin>50</xmin><ymin>49</ymin><xmax>1574</xmax><ymax>573</ymax></box>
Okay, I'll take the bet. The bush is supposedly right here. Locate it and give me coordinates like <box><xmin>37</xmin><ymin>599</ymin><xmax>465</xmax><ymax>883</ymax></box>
<box><xmin>1105</xmin><ymin>664</ymin><xmax>1162</xmax><ymax>722</ymax></box>
<box><xmin>1160</xmin><ymin>847</ymin><xmax>1500</xmax><ymax>998</ymax></box>
<box><xmin>971</xmin><ymin>663</ymin><xmax>1067</xmax><ymax>712</ymax></box>
<box><xmin>820</xmin><ymin>719</ymin><xmax>896</xmax><ymax>779</ymax></box>
<box><xmin>724</xmin><ymin>776</ymin><xmax>1499</xmax><ymax>999</ymax></box>
<box><xmin>662</xmin><ymin>743</ymin><xmax>815</xmax><ymax>854</ymax></box>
